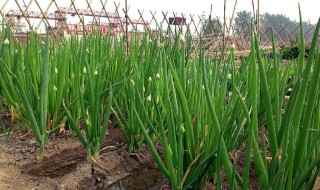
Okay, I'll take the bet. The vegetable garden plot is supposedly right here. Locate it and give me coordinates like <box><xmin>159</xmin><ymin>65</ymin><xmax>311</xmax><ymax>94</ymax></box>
<box><xmin>0</xmin><ymin>5</ymin><xmax>320</xmax><ymax>190</ymax></box>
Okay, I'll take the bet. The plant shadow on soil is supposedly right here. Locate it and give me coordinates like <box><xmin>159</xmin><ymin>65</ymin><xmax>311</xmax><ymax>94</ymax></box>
<box><xmin>0</xmin><ymin>117</ymin><xmax>319</xmax><ymax>189</ymax></box>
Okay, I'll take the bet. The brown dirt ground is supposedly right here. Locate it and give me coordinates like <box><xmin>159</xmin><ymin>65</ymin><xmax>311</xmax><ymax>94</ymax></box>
<box><xmin>0</xmin><ymin>119</ymin><xmax>319</xmax><ymax>190</ymax></box>
<box><xmin>0</xmin><ymin>126</ymin><xmax>167</xmax><ymax>190</ymax></box>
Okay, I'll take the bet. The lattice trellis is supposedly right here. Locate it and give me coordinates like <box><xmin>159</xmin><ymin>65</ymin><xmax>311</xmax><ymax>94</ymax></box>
<box><xmin>0</xmin><ymin>0</ymin><xmax>318</xmax><ymax>52</ymax></box>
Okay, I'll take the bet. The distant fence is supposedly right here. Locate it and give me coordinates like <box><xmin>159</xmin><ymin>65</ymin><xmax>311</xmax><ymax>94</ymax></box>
<box><xmin>1</xmin><ymin>0</ymin><xmax>319</xmax><ymax>53</ymax></box>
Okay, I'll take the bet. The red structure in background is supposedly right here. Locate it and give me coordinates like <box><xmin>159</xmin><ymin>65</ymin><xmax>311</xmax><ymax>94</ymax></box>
<box><xmin>66</xmin><ymin>22</ymin><xmax>119</xmax><ymax>36</ymax></box>
<box><xmin>4</xmin><ymin>7</ymin><xmax>122</xmax><ymax>36</ymax></box>
<box><xmin>3</xmin><ymin>4</ymin><xmax>150</xmax><ymax>41</ymax></box>
<box><xmin>56</xmin><ymin>7</ymin><xmax>121</xmax><ymax>36</ymax></box>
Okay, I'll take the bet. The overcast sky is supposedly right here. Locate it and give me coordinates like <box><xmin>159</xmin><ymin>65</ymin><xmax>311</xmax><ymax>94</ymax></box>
<box><xmin>1</xmin><ymin>0</ymin><xmax>319</xmax><ymax>31</ymax></box>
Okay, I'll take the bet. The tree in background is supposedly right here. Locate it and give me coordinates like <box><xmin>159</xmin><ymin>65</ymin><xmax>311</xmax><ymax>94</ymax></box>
<box><xmin>233</xmin><ymin>11</ymin><xmax>254</xmax><ymax>40</ymax></box>
<box><xmin>259</xmin><ymin>13</ymin><xmax>314</xmax><ymax>46</ymax></box>
<box><xmin>201</xmin><ymin>17</ymin><xmax>222</xmax><ymax>38</ymax></box>
<box><xmin>260</xmin><ymin>13</ymin><xmax>297</xmax><ymax>43</ymax></box>
<box><xmin>233</xmin><ymin>10</ymin><xmax>316</xmax><ymax>47</ymax></box>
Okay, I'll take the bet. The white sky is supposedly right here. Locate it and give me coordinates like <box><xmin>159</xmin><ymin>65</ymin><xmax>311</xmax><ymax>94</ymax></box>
<box><xmin>0</xmin><ymin>0</ymin><xmax>319</xmax><ymax>32</ymax></box>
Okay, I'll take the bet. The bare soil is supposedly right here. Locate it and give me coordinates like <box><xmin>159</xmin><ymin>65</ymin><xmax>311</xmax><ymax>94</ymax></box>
<box><xmin>0</xmin><ymin>127</ymin><xmax>166</xmax><ymax>190</ymax></box>
<box><xmin>0</xmin><ymin>125</ymin><xmax>319</xmax><ymax>190</ymax></box>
